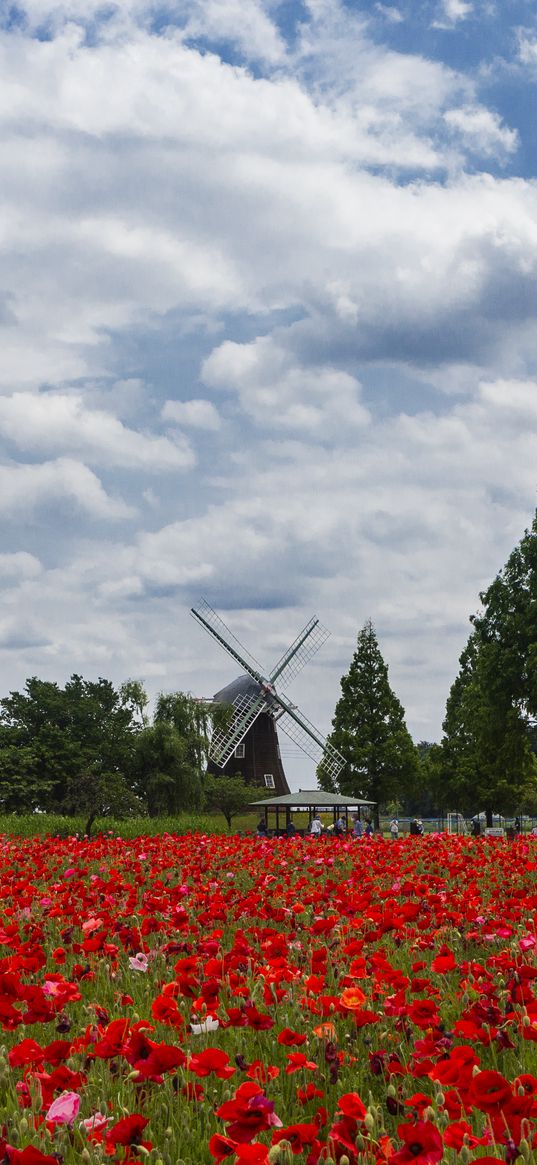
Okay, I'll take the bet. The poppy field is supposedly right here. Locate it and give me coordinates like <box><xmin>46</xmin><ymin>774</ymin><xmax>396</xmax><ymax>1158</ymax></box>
<box><xmin>1</xmin><ymin>833</ymin><xmax>537</xmax><ymax>1165</ymax></box>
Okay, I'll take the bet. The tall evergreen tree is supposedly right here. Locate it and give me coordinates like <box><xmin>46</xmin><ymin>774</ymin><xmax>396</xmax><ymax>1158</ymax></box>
<box><xmin>318</xmin><ymin>620</ymin><xmax>418</xmax><ymax>825</ymax></box>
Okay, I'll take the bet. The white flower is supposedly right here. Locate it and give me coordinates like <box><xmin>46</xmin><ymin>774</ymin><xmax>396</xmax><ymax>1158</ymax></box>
<box><xmin>190</xmin><ymin>1016</ymin><xmax>219</xmax><ymax>1034</ymax></box>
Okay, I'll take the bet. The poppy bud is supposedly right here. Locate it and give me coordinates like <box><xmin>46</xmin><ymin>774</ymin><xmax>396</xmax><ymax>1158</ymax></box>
<box><xmin>19</xmin><ymin>1119</ymin><xmax>28</xmax><ymax>1135</ymax></box>
<box><xmin>268</xmin><ymin>1148</ymin><xmax>282</xmax><ymax>1163</ymax></box>
<box><xmin>80</xmin><ymin>1151</ymin><xmax>91</xmax><ymax>1163</ymax></box>
<box><xmin>364</xmin><ymin>1111</ymin><xmax>375</xmax><ymax>1132</ymax></box>
<box><xmin>459</xmin><ymin>1148</ymin><xmax>471</xmax><ymax>1165</ymax></box>
<box><xmin>519</xmin><ymin>1138</ymin><xmax>531</xmax><ymax>1160</ymax></box>
<box><xmin>339</xmin><ymin>1157</ymin><xmax>350</xmax><ymax>1165</ymax></box>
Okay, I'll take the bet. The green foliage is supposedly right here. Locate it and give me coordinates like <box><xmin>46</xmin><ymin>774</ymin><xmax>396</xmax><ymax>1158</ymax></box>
<box><xmin>131</xmin><ymin>719</ymin><xmax>203</xmax><ymax>816</ymax></box>
<box><xmin>318</xmin><ymin>619</ymin><xmax>419</xmax><ymax>822</ymax></box>
<box><xmin>204</xmin><ymin>773</ymin><xmax>260</xmax><ymax>829</ymax></box>
<box><xmin>119</xmin><ymin>679</ymin><xmax>150</xmax><ymax>726</ymax></box>
<box><xmin>0</xmin><ymin>675</ymin><xmax>138</xmax><ymax>821</ymax></box>
<box><xmin>439</xmin><ymin>515</ymin><xmax>537</xmax><ymax>820</ymax></box>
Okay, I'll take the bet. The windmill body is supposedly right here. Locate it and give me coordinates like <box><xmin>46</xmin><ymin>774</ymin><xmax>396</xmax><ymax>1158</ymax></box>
<box><xmin>210</xmin><ymin>675</ymin><xmax>289</xmax><ymax>794</ymax></box>
<box><xmin>191</xmin><ymin>600</ymin><xmax>344</xmax><ymax>794</ymax></box>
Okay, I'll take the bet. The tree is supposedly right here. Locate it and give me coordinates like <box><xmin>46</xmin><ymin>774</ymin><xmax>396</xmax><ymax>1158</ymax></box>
<box><xmin>204</xmin><ymin>774</ymin><xmax>258</xmax><ymax>829</ymax></box>
<box><xmin>131</xmin><ymin>719</ymin><xmax>203</xmax><ymax>816</ymax></box>
<box><xmin>0</xmin><ymin>675</ymin><xmax>140</xmax><ymax>828</ymax></box>
<box><xmin>318</xmin><ymin>620</ymin><xmax>419</xmax><ymax>826</ymax></box>
<box><xmin>120</xmin><ymin>679</ymin><xmax>150</xmax><ymax>727</ymax></box>
<box><xmin>437</xmin><ymin>514</ymin><xmax>537</xmax><ymax>824</ymax></box>
<box><xmin>154</xmin><ymin>691</ymin><xmax>213</xmax><ymax>778</ymax></box>
<box><xmin>440</xmin><ymin>629</ymin><xmax>537</xmax><ymax>826</ymax></box>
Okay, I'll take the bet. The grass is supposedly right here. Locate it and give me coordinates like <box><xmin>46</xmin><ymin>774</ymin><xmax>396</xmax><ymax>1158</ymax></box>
<box><xmin>0</xmin><ymin>811</ymin><xmax>263</xmax><ymax>838</ymax></box>
<box><xmin>0</xmin><ymin>811</ymin><xmax>445</xmax><ymax>838</ymax></box>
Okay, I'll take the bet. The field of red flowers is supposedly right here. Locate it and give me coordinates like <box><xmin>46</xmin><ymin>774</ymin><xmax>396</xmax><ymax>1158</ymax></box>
<box><xmin>1</xmin><ymin>832</ymin><xmax>537</xmax><ymax>1165</ymax></box>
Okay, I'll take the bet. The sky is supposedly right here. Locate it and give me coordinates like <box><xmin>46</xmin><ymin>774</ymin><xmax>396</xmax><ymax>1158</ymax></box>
<box><xmin>1</xmin><ymin>0</ymin><xmax>537</xmax><ymax>788</ymax></box>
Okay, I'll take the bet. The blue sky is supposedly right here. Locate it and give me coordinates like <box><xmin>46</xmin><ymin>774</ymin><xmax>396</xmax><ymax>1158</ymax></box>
<box><xmin>0</xmin><ymin>0</ymin><xmax>536</xmax><ymax>785</ymax></box>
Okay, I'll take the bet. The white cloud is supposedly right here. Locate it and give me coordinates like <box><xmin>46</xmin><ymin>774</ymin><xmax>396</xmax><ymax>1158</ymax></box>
<box><xmin>162</xmin><ymin>399</ymin><xmax>221</xmax><ymax>431</ymax></box>
<box><xmin>433</xmin><ymin>0</ymin><xmax>473</xmax><ymax>28</ymax></box>
<box><xmin>0</xmin><ymin>459</ymin><xmax>133</xmax><ymax>520</ymax></box>
<box><xmin>0</xmin><ymin>393</ymin><xmax>195</xmax><ymax>471</ymax></box>
<box><xmin>444</xmin><ymin>105</ymin><xmax>518</xmax><ymax>159</ymax></box>
<box><xmin>0</xmin><ymin>552</ymin><xmax>42</xmax><ymax>581</ymax></box>
<box><xmin>518</xmin><ymin>35</ymin><xmax>537</xmax><ymax>69</ymax></box>
<box><xmin>202</xmin><ymin>337</ymin><xmax>370</xmax><ymax>433</ymax></box>
<box><xmin>375</xmin><ymin>4</ymin><xmax>404</xmax><ymax>24</ymax></box>
<box><xmin>183</xmin><ymin>0</ymin><xmax>286</xmax><ymax>64</ymax></box>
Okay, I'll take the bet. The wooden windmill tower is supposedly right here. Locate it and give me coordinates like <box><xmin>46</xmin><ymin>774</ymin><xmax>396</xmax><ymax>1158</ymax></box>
<box><xmin>191</xmin><ymin>600</ymin><xmax>344</xmax><ymax>794</ymax></box>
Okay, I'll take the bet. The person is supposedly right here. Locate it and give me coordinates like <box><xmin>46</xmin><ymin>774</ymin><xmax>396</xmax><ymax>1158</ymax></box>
<box><xmin>416</xmin><ymin>819</ymin><xmax>424</xmax><ymax>836</ymax></box>
<box><xmin>471</xmin><ymin>816</ymin><xmax>481</xmax><ymax>837</ymax></box>
<box><xmin>257</xmin><ymin>818</ymin><xmax>268</xmax><ymax>838</ymax></box>
<box><xmin>515</xmin><ymin>816</ymin><xmax>521</xmax><ymax>834</ymax></box>
<box><xmin>334</xmin><ymin>815</ymin><xmax>345</xmax><ymax>837</ymax></box>
<box><xmin>390</xmin><ymin>817</ymin><xmax>399</xmax><ymax>839</ymax></box>
<box><xmin>352</xmin><ymin>814</ymin><xmax>363</xmax><ymax>838</ymax></box>
<box><xmin>364</xmin><ymin>819</ymin><xmax>374</xmax><ymax>837</ymax></box>
<box><xmin>286</xmin><ymin>820</ymin><xmax>296</xmax><ymax>837</ymax></box>
<box><xmin>310</xmin><ymin>814</ymin><xmax>323</xmax><ymax>837</ymax></box>
<box><xmin>532</xmin><ymin>824</ymin><xmax>537</xmax><ymax>837</ymax></box>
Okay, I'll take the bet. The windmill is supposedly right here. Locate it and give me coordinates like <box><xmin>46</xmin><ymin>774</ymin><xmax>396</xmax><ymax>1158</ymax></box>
<box><xmin>191</xmin><ymin>599</ymin><xmax>344</xmax><ymax>795</ymax></box>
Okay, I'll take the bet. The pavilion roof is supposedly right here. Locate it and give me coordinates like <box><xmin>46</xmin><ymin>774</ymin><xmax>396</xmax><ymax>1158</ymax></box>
<box><xmin>250</xmin><ymin>789</ymin><xmax>376</xmax><ymax>808</ymax></box>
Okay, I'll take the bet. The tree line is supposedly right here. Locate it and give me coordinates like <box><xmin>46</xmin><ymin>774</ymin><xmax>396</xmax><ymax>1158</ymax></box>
<box><xmin>319</xmin><ymin>510</ymin><xmax>537</xmax><ymax>826</ymax></box>
<box><xmin>0</xmin><ymin>678</ymin><xmax>252</xmax><ymax>833</ymax></box>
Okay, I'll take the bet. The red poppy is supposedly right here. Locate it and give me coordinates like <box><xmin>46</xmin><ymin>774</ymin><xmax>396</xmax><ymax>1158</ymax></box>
<box><xmin>272</xmin><ymin>1122</ymin><xmax>319</xmax><ymax>1154</ymax></box>
<box><xmin>106</xmin><ymin>1113</ymin><xmax>150</xmax><ymax>1146</ymax></box>
<box><xmin>277</xmin><ymin>1028</ymin><xmax>308</xmax><ymax>1046</ymax></box>
<box><xmin>188</xmin><ymin>1048</ymin><xmax>235</xmax><ymax>1079</ymax></box>
<box><xmin>391</xmin><ymin>1120</ymin><xmax>443</xmax><ymax>1164</ymax></box>
<box><xmin>6</xmin><ymin>1150</ymin><xmax>60</xmax><ymax>1165</ymax></box>
<box><xmin>469</xmin><ymin>1070</ymin><xmax>514</xmax><ymax>1114</ymax></box>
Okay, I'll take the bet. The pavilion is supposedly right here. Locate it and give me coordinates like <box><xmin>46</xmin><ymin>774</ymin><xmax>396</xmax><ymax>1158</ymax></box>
<box><xmin>250</xmin><ymin>789</ymin><xmax>376</xmax><ymax>836</ymax></box>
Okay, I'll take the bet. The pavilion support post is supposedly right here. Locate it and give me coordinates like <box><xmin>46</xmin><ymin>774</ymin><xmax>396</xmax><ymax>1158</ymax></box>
<box><xmin>276</xmin><ymin>806</ymin><xmax>280</xmax><ymax>835</ymax></box>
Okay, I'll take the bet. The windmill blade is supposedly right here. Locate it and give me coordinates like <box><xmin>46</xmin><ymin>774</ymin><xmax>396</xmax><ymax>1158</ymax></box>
<box><xmin>269</xmin><ymin>617</ymin><xmax>330</xmax><ymax>691</ymax></box>
<box><xmin>209</xmin><ymin>691</ymin><xmax>269</xmax><ymax>767</ymax></box>
<box><xmin>191</xmin><ymin>600</ymin><xmax>267</xmax><ymax>684</ymax></box>
<box><xmin>274</xmin><ymin>700</ymin><xmax>344</xmax><ymax>783</ymax></box>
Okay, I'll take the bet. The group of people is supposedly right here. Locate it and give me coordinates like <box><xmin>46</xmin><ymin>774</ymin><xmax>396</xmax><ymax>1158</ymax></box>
<box><xmin>256</xmin><ymin>814</ymin><xmax>376</xmax><ymax>838</ymax></box>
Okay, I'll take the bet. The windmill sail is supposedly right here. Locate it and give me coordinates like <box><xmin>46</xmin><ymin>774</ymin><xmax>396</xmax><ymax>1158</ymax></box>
<box><xmin>269</xmin><ymin>618</ymin><xmax>330</xmax><ymax>690</ymax></box>
<box><xmin>191</xmin><ymin>600</ymin><xmax>265</xmax><ymax>683</ymax></box>
<box><xmin>275</xmin><ymin>706</ymin><xmax>344</xmax><ymax>783</ymax></box>
<box><xmin>209</xmin><ymin>690</ymin><xmax>269</xmax><ymax>767</ymax></box>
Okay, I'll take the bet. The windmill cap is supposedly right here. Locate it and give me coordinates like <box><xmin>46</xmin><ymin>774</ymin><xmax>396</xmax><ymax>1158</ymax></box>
<box><xmin>213</xmin><ymin>674</ymin><xmax>261</xmax><ymax>703</ymax></box>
